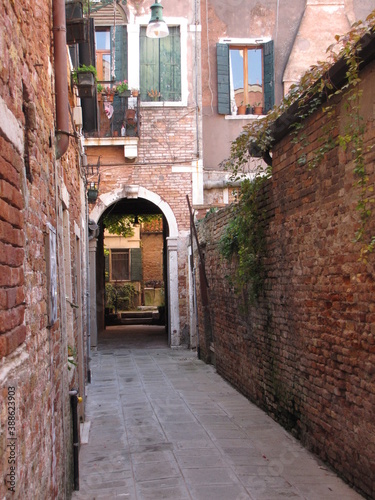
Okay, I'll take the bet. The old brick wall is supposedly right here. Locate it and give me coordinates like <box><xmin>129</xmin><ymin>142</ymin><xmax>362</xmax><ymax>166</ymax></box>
<box><xmin>142</xmin><ymin>235</ymin><xmax>164</xmax><ymax>284</ymax></box>
<box><xmin>196</xmin><ymin>62</ymin><xmax>375</xmax><ymax>498</ymax></box>
<box><xmin>87</xmin><ymin>102</ymin><xmax>197</xmax><ymax>342</ymax></box>
<box><xmin>0</xmin><ymin>1</ymin><xmax>87</xmax><ymax>498</ymax></box>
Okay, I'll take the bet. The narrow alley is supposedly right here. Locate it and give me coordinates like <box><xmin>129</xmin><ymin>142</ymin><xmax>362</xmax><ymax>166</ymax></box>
<box><xmin>72</xmin><ymin>326</ymin><xmax>363</xmax><ymax>500</ymax></box>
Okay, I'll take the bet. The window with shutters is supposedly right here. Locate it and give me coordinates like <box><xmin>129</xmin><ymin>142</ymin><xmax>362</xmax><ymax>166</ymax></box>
<box><xmin>95</xmin><ymin>25</ymin><xmax>128</xmax><ymax>82</ymax></box>
<box><xmin>109</xmin><ymin>248</ymin><xmax>142</xmax><ymax>282</ymax></box>
<box><xmin>111</xmin><ymin>249</ymin><xmax>130</xmax><ymax>281</ymax></box>
<box><xmin>217</xmin><ymin>40</ymin><xmax>274</xmax><ymax>116</ymax></box>
<box><xmin>140</xmin><ymin>26</ymin><xmax>181</xmax><ymax>102</ymax></box>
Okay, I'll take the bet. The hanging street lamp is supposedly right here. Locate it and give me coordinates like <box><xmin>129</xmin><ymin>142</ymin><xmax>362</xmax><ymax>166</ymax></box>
<box><xmin>146</xmin><ymin>0</ymin><xmax>169</xmax><ymax>38</ymax></box>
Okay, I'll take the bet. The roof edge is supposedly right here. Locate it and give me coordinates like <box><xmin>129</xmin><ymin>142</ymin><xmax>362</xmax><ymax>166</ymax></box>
<box><xmin>270</xmin><ymin>30</ymin><xmax>375</xmax><ymax>147</ymax></box>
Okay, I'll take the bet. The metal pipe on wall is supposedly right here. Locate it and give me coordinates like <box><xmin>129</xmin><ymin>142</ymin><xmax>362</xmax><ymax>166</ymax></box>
<box><xmin>53</xmin><ymin>0</ymin><xmax>70</xmax><ymax>159</ymax></box>
<box><xmin>69</xmin><ymin>390</ymin><xmax>80</xmax><ymax>490</ymax></box>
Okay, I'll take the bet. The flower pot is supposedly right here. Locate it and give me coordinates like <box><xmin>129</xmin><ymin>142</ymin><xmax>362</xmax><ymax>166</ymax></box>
<box><xmin>102</xmin><ymin>93</ymin><xmax>114</xmax><ymax>102</ymax></box>
<box><xmin>237</xmin><ymin>105</ymin><xmax>246</xmax><ymax>115</ymax></box>
<box><xmin>253</xmin><ymin>106</ymin><xmax>263</xmax><ymax>115</ymax></box>
<box><xmin>118</xmin><ymin>90</ymin><xmax>131</xmax><ymax>98</ymax></box>
<box><xmin>77</xmin><ymin>72</ymin><xmax>95</xmax><ymax>86</ymax></box>
<box><xmin>132</xmin><ymin>90</ymin><xmax>139</xmax><ymax>97</ymax></box>
<box><xmin>75</xmin><ymin>72</ymin><xmax>95</xmax><ymax>98</ymax></box>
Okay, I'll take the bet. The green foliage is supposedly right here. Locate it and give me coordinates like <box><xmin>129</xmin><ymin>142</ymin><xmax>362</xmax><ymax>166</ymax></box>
<box><xmin>219</xmin><ymin>176</ymin><xmax>267</xmax><ymax>304</ymax></box>
<box><xmin>223</xmin><ymin>13</ymin><xmax>375</xmax><ymax>260</ymax></box>
<box><xmin>105</xmin><ymin>283</ymin><xmax>137</xmax><ymax>312</ymax></box>
<box><xmin>72</xmin><ymin>64</ymin><xmax>97</xmax><ymax>83</ymax></box>
<box><xmin>103</xmin><ymin>214</ymin><xmax>162</xmax><ymax>237</ymax></box>
<box><xmin>67</xmin><ymin>345</ymin><xmax>77</xmax><ymax>371</ymax></box>
<box><xmin>103</xmin><ymin>214</ymin><xmax>135</xmax><ymax>238</ymax></box>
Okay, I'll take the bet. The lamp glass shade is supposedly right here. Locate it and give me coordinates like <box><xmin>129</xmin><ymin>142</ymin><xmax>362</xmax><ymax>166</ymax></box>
<box><xmin>146</xmin><ymin>20</ymin><xmax>169</xmax><ymax>38</ymax></box>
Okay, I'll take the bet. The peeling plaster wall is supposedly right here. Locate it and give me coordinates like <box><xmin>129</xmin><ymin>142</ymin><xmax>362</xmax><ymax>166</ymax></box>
<box><xmin>201</xmin><ymin>0</ymin><xmax>375</xmax><ymax>172</ymax></box>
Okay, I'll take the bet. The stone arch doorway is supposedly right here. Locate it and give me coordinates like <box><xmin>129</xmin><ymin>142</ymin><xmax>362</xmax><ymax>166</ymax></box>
<box><xmin>89</xmin><ymin>185</ymin><xmax>180</xmax><ymax>347</ymax></box>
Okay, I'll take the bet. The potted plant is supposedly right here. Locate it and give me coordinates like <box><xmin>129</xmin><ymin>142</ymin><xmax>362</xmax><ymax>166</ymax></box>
<box><xmin>102</xmin><ymin>85</ymin><xmax>115</xmax><ymax>102</ymax></box>
<box><xmin>245</xmin><ymin>104</ymin><xmax>252</xmax><ymax>115</ymax></box>
<box><xmin>97</xmin><ymin>83</ymin><xmax>104</xmax><ymax>101</ymax></box>
<box><xmin>253</xmin><ymin>102</ymin><xmax>263</xmax><ymax>115</ymax></box>
<box><xmin>147</xmin><ymin>89</ymin><xmax>161</xmax><ymax>101</ymax></box>
<box><xmin>117</xmin><ymin>80</ymin><xmax>131</xmax><ymax>98</ymax></box>
<box><xmin>132</xmin><ymin>88</ymin><xmax>139</xmax><ymax>98</ymax></box>
<box><xmin>237</xmin><ymin>102</ymin><xmax>246</xmax><ymax>115</ymax></box>
<box><xmin>72</xmin><ymin>65</ymin><xmax>97</xmax><ymax>98</ymax></box>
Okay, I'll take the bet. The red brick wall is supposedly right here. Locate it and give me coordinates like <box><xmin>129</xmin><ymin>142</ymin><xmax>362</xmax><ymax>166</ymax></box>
<box><xmin>196</xmin><ymin>64</ymin><xmax>375</xmax><ymax>498</ymax></box>
<box><xmin>87</xmin><ymin>97</ymin><xmax>199</xmax><ymax>344</ymax></box>
<box><xmin>1</xmin><ymin>0</ymin><xmax>86</xmax><ymax>497</ymax></box>
<box><xmin>139</xmin><ymin>107</ymin><xmax>197</xmax><ymax>162</ymax></box>
<box><xmin>142</xmin><ymin>233</ymin><xmax>164</xmax><ymax>283</ymax></box>
<box><xmin>0</xmin><ymin>138</ymin><xmax>26</xmax><ymax>358</ymax></box>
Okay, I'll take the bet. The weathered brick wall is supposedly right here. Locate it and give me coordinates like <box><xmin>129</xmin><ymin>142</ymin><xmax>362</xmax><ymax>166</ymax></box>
<box><xmin>142</xmin><ymin>233</ymin><xmax>163</xmax><ymax>283</ymax></box>
<box><xmin>1</xmin><ymin>1</ymin><xmax>87</xmax><ymax>498</ymax></box>
<box><xmin>139</xmin><ymin>107</ymin><xmax>197</xmax><ymax>162</ymax></box>
<box><xmin>196</xmin><ymin>63</ymin><xmax>375</xmax><ymax>498</ymax></box>
<box><xmin>88</xmin><ymin>145</ymin><xmax>193</xmax><ymax>340</ymax></box>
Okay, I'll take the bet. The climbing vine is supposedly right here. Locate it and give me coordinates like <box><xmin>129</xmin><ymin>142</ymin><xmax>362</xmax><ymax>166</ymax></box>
<box><xmin>219</xmin><ymin>176</ymin><xmax>267</xmax><ymax>304</ymax></box>
<box><xmin>221</xmin><ymin>12</ymin><xmax>375</xmax><ymax>274</ymax></box>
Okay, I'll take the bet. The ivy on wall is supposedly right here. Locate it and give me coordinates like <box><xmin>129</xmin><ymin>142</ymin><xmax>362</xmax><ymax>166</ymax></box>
<box><xmin>220</xmin><ymin>12</ymin><xmax>375</xmax><ymax>289</ymax></box>
<box><xmin>219</xmin><ymin>176</ymin><xmax>267</xmax><ymax>304</ymax></box>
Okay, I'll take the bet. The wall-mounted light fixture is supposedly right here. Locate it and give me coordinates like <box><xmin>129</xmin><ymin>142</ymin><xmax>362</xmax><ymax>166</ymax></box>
<box><xmin>146</xmin><ymin>0</ymin><xmax>169</xmax><ymax>39</ymax></box>
<box><xmin>86</xmin><ymin>158</ymin><xmax>100</xmax><ymax>203</ymax></box>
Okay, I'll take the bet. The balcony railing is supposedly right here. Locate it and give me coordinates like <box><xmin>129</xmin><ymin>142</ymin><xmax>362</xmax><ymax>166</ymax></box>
<box><xmin>84</xmin><ymin>82</ymin><xmax>140</xmax><ymax>139</ymax></box>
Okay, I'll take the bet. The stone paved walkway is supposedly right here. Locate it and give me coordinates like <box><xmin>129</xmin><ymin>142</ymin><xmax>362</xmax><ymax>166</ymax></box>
<box><xmin>72</xmin><ymin>325</ymin><xmax>363</xmax><ymax>500</ymax></box>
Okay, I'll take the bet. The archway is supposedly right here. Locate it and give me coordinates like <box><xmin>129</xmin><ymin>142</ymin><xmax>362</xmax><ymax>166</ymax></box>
<box><xmin>89</xmin><ymin>185</ymin><xmax>180</xmax><ymax>347</ymax></box>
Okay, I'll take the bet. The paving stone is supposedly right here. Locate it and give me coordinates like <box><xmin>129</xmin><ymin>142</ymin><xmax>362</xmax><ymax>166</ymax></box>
<box><xmin>73</xmin><ymin>326</ymin><xmax>363</xmax><ymax>500</ymax></box>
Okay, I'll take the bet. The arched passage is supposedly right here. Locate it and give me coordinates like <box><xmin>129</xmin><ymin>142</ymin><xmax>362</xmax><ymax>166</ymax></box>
<box><xmin>89</xmin><ymin>185</ymin><xmax>180</xmax><ymax>347</ymax></box>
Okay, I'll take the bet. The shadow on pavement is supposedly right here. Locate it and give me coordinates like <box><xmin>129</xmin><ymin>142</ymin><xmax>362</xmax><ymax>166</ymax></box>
<box><xmin>98</xmin><ymin>324</ymin><xmax>168</xmax><ymax>349</ymax></box>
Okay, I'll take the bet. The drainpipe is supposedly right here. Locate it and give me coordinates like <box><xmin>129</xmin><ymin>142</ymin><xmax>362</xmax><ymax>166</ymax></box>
<box><xmin>69</xmin><ymin>390</ymin><xmax>80</xmax><ymax>490</ymax></box>
<box><xmin>53</xmin><ymin>0</ymin><xmax>70</xmax><ymax>159</ymax></box>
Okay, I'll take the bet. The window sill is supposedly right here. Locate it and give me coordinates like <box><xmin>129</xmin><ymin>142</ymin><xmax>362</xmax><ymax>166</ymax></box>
<box><xmin>83</xmin><ymin>137</ymin><xmax>139</xmax><ymax>147</ymax></box>
<box><xmin>141</xmin><ymin>101</ymin><xmax>187</xmax><ymax>108</ymax></box>
<box><xmin>83</xmin><ymin>137</ymin><xmax>139</xmax><ymax>160</ymax></box>
<box><xmin>225</xmin><ymin>114</ymin><xmax>265</xmax><ymax>120</ymax></box>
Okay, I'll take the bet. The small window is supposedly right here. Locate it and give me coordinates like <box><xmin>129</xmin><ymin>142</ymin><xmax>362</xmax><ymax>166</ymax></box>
<box><xmin>111</xmin><ymin>249</ymin><xmax>130</xmax><ymax>281</ymax></box>
<box><xmin>230</xmin><ymin>47</ymin><xmax>263</xmax><ymax>109</ymax></box>
<box><xmin>217</xmin><ymin>41</ymin><xmax>274</xmax><ymax>115</ymax></box>
<box><xmin>95</xmin><ymin>28</ymin><xmax>111</xmax><ymax>81</ymax></box>
<box><xmin>140</xmin><ymin>26</ymin><xmax>181</xmax><ymax>102</ymax></box>
<box><xmin>95</xmin><ymin>26</ymin><xmax>127</xmax><ymax>82</ymax></box>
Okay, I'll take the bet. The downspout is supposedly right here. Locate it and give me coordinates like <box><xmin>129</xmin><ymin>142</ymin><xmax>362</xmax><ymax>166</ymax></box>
<box><xmin>69</xmin><ymin>390</ymin><xmax>80</xmax><ymax>490</ymax></box>
<box><xmin>53</xmin><ymin>0</ymin><xmax>70</xmax><ymax>159</ymax></box>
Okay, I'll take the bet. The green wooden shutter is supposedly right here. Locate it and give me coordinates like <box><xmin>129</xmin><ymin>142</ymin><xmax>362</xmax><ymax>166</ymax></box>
<box><xmin>140</xmin><ymin>27</ymin><xmax>160</xmax><ymax>100</ymax></box>
<box><xmin>160</xmin><ymin>27</ymin><xmax>181</xmax><ymax>101</ymax></box>
<box><xmin>263</xmin><ymin>40</ymin><xmax>274</xmax><ymax>113</ymax></box>
<box><xmin>110</xmin><ymin>26</ymin><xmax>127</xmax><ymax>82</ymax></box>
<box><xmin>130</xmin><ymin>248</ymin><xmax>142</xmax><ymax>281</ymax></box>
<box><xmin>105</xmin><ymin>252</ymin><xmax>109</xmax><ymax>282</ymax></box>
<box><xmin>217</xmin><ymin>43</ymin><xmax>231</xmax><ymax>115</ymax></box>
<box><xmin>110</xmin><ymin>26</ymin><xmax>127</xmax><ymax>135</ymax></box>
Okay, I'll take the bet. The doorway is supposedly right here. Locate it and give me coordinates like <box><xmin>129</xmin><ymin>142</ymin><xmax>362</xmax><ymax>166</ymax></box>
<box><xmin>89</xmin><ymin>185</ymin><xmax>180</xmax><ymax>347</ymax></box>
